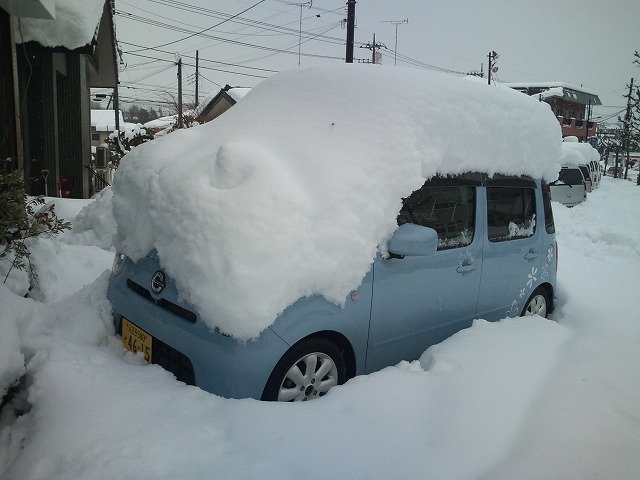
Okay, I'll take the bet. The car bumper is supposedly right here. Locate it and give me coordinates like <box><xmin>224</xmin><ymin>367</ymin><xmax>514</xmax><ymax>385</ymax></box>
<box><xmin>107</xmin><ymin>260</ymin><xmax>291</xmax><ymax>400</ymax></box>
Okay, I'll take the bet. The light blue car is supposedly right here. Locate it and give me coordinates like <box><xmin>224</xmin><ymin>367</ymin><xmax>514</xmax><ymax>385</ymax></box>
<box><xmin>108</xmin><ymin>174</ymin><xmax>557</xmax><ymax>401</ymax></box>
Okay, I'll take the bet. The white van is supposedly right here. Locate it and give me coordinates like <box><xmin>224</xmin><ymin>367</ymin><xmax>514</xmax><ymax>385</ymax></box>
<box><xmin>549</xmin><ymin>166</ymin><xmax>587</xmax><ymax>207</ymax></box>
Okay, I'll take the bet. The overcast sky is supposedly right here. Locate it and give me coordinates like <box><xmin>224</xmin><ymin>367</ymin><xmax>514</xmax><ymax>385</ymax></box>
<box><xmin>112</xmin><ymin>0</ymin><xmax>640</xmax><ymax>123</ymax></box>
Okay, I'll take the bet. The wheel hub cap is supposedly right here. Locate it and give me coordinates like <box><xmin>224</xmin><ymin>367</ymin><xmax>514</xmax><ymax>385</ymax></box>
<box><xmin>277</xmin><ymin>352</ymin><xmax>339</xmax><ymax>402</ymax></box>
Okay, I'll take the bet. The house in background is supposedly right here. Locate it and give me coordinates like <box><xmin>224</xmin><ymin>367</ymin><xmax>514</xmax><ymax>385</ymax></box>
<box><xmin>507</xmin><ymin>82</ymin><xmax>601</xmax><ymax>142</ymax></box>
<box><xmin>195</xmin><ymin>85</ymin><xmax>251</xmax><ymax>124</ymax></box>
<box><xmin>91</xmin><ymin>108</ymin><xmax>124</xmax><ymax>148</ymax></box>
<box><xmin>1</xmin><ymin>0</ymin><xmax>118</xmax><ymax>198</ymax></box>
<box><xmin>90</xmin><ymin>108</ymin><xmax>147</xmax><ymax>188</ymax></box>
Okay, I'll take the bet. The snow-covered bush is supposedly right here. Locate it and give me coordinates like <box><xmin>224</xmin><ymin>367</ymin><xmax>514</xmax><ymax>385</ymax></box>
<box><xmin>107</xmin><ymin>127</ymin><xmax>153</xmax><ymax>168</ymax></box>
<box><xmin>0</xmin><ymin>170</ymin><xmax>70</xmax><ymax>284</ymax></box>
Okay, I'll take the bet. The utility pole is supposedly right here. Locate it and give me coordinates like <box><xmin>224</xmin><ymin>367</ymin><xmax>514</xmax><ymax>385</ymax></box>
<box><xmin>487</xmin><ymin>51</ymin><xmax>498</xmax><ymax>85</ymax></box>
<box><xmin>584</xmin><ymin>98</ymin><xmax>592</xmax><ymax>143</ymax></box>
<box><xmin>623</xmin><ymin>77</ymin><xmax>634</xmax><ymax>179</ymax></box>
<box><xmin>287</xmin><ymin>1</ymin><xmax>312</xmax><ymax>67</ymax></box>
<box><xmin>177</xmin><ymin>55</ymin><xmax>183</xmax><ymax>129</ymax></box>
<box><xmin>360</xmin><ymin>34</ymin><xmax>385</xmax><ymax>64</ymax></box>
<box><xmin>372</xmin><ymin>33</ymin><xmax>376</xmax><ymax>63</ymax></box>
<box><xmin>381</xmin><ymin>19</ymin><xmax>408</xmax><ymax>66</ymax></box>
<box><xmin>345</xmin><ymin>0</ymin><xmax>356</xmax><ymax>63</ymax></box>
<box><xmin>195</xmin><ymin>50</ymin><xmax>199</xmax><ymax>107</ymax></box>
<box><xmin>113</xmin><ymin>84</ymin><xmax>120</xmax><ymax>132</ymax></box>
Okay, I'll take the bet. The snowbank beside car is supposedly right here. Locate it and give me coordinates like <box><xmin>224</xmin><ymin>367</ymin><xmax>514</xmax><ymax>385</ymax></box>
<box><xmin>2</xmin><ymin>177</ymin><xmax>640</xmax><ymax>480</ymax></box>
<box><xmin>112</xmin><ymin>64</ymin><xmax>562</xmax><ymax>339</ymax></box>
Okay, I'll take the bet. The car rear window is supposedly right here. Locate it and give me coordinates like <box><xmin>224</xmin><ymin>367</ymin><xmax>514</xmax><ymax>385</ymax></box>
<box><xmin>398</xmin><ymin>184</ymin><xmax>476</xmax><ymax>250</ymax></box>
<box><xmin>558</xmin><ymin>168</ymin><xmax>584</xmax><ymax>185</ymax></box>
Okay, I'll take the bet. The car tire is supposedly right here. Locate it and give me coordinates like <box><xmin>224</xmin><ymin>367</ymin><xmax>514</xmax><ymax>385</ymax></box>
<box><xmin>261</xmin><ymin>338</ymin><xmax>346</xmax><ymax>402</ymax></box>
<box><xmin>521</xmin><ymin>287</ymin><xmax>551</xmax><ymax>318</ymax></box>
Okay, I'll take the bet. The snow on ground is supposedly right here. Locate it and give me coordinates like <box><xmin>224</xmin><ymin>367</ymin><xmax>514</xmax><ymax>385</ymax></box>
<box><xmin>0</xmin><ymin>194</ymin><xmax>114</xmax><ymax>423</ymax></box>
<box><xmin>59</xmin><ymin>188</ymin><xmax>117</xmax><ymax>250</ymax></box>
<box><xmin>27</xmin><ymin>238</ymin><xmax>114</xmax><ymax>303</ymax></box>
<box><xmin>0</xmin><ymin>176</ymin><xmax>639</xmax><ymax>479</ymax></box>
<box><xmin>482</xmin><ymin>177</ymin><xmax>640</xmax><ymax>479</ymax></box>
<box><xmin>38</xmin><ymin>196</ymin><xmax>93</xmax><ymax>223</ymax></box>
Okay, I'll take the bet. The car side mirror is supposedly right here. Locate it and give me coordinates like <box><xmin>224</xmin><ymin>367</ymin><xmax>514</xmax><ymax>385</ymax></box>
<box><xmin>388</xmin><ymin>224</ymin><xmax>438</xmax><ymax>258</ymax></box>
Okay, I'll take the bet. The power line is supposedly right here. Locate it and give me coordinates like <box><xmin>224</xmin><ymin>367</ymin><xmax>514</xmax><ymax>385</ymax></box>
<box><xmin>116</xmin><ymin>10</ymin><xmax>347</xmax><ymax>58</ymax></box>
<box><xmin>122</xmin><ymin>51</ymin><xmax>271</xmax><ymax>79</ymax></box>
<box><xmin>219</xmin><ymin>22</ymin><xmax>340</xmax><ymax>64</ymax></box>
<box><xmin>198</xmin><ymin>73</ymin><xmax>223</xmax><ymax>88</ymax></box>
<box><xmin>117</xmin><ymin>16</ymin><xmax>344</xmax><ymax>62</ymax></box>
<box><xmin>127</xmin><ymin>63</ymin><xmax>175</xmax><ymax>83</ymax></box>
<box><xmin>117</xmin><ymin>3</ymin><xmax>352</xmax><ymax>49</ymax></box>
<box><xmin>119</xmin><ymin>40</ymin><xmax>278</xmax><ymax>73</ymax></box>
<box><xmin>125</xmin><ymin>0</ymin><xmax>268</xmax><ymax>53</ymax></box>
<box><xmin>120</xmin><ymin>84</ymin><xmax>196</xmax><ymax>95</ymax></box>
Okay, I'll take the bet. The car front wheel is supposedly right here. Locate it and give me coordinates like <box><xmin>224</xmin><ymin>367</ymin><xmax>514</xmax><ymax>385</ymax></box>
<box><xmin>262</xmin><ymin>338</ymin><xmax>346</xmax><ymax>402</ymax></box>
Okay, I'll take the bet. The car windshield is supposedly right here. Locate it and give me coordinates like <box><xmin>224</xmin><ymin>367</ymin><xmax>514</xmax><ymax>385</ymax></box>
<box><xmin>558</xmin><ymin>168</ymin><xmax>584</xmax><ymax>185</ymax></box>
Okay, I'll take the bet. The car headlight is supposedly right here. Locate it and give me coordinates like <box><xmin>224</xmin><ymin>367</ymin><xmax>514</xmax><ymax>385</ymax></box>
<box><xmin>112</xmin><ymin>252</ymin><xmax>126</xmax><ymax>277</ymax></box>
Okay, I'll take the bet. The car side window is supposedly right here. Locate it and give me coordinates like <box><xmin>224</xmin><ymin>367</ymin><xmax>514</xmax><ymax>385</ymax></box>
<box><xmin>398</xmin><ymin>184</ymin><xmax>476</xmax><ymax>250</ymax></box>
<box><xmin>486</xmin><ymin>185</ymin><xmax>536</xmax><ymax>242</ymax></box>
<box><xmin>541</xmin><ymin>181</ymin><xmax>555</xmax><ymax>234</ymax></box>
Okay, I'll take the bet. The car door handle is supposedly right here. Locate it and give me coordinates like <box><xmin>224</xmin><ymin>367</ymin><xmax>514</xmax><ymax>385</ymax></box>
<box><xmin>456</xmin><ymin>264</ymin><xmax>476</xmax><ymax>273</ymax></box>
<box><xmin>524</xmin><ymin>252</ymin><xmax>539</xmax><ymax>260</ymax></box>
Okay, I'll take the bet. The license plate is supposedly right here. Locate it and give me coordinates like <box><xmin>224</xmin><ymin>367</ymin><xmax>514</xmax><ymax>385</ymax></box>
<box><xmin>121</xmin><ymin>318</ymin><xmax>152</xmax><ymax>363</ymax></box>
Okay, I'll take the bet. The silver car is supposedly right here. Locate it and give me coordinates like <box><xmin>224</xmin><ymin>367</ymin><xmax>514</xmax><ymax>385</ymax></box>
<box><xmin>549</xmin><ymin>166</ymin><xmax>587</xmax><ymax>207</ymax></box>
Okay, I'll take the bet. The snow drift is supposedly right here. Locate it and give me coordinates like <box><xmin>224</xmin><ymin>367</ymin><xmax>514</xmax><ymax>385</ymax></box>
<box><xmin>112</xmin><ymin>64</ymin><xmax>562</xmax><ymax>339</ymax></box>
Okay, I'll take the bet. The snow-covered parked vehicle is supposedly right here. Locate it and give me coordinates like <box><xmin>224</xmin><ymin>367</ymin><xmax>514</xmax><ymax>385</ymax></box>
<box><xmin>578</xmin><ymin>164</ymin><xmax>593</xmax><ymax>193</ymax></box>
<box><xmin>549</xmin><ymin>165</ymin><xmax>587</xmax><ymax>207</ymax></box>
<box><xmin>561</xmin><ymin>137</ymin><xmax>601</xmax><ymax>190</ymax></box>
<box><xmin>108</xmin><ymin>65</ymin><xmax>561</xmax><ymax>401</ymax></box>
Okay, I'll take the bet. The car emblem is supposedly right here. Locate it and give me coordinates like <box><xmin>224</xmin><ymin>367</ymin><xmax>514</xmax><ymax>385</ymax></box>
<box><xmin>151</xmin><ymin>271</ymin><xmax>166</xmax><ymax>294</ymax></box>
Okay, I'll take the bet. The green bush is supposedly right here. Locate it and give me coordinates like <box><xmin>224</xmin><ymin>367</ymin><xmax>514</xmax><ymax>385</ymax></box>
<box><xmin>0</xmin><ymin>170</ymin><xmax>70</xmax><ymax>283</ymax></box>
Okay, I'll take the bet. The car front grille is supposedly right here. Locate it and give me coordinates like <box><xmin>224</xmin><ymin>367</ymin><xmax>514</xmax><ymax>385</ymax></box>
<box><xmin>126</xmin><ymin>279</ymin><xmax>197</xmax><ymax>323</ymax></box>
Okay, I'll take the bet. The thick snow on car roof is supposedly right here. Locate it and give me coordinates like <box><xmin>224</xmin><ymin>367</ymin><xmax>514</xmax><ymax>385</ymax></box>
<box><xmin>560</xmin><ymin>138</ymin><xmax>600</xmax><ymax>165</ymax></box>
<box><xmin>113</xmin><ymin>64</ymin><xmax>562</xmax><ymax>340</ymax></box>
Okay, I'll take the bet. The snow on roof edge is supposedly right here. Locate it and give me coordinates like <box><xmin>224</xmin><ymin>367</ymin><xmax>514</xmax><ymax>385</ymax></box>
<box><xmin>506</xmin><ymin>81</ymin><xmax>599</xmax><ymax>98</ymax></box>
<box><xmin>16</xmin><ymin>0</ymin><xmax>106</xmax><ymax>50</ymax></box>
